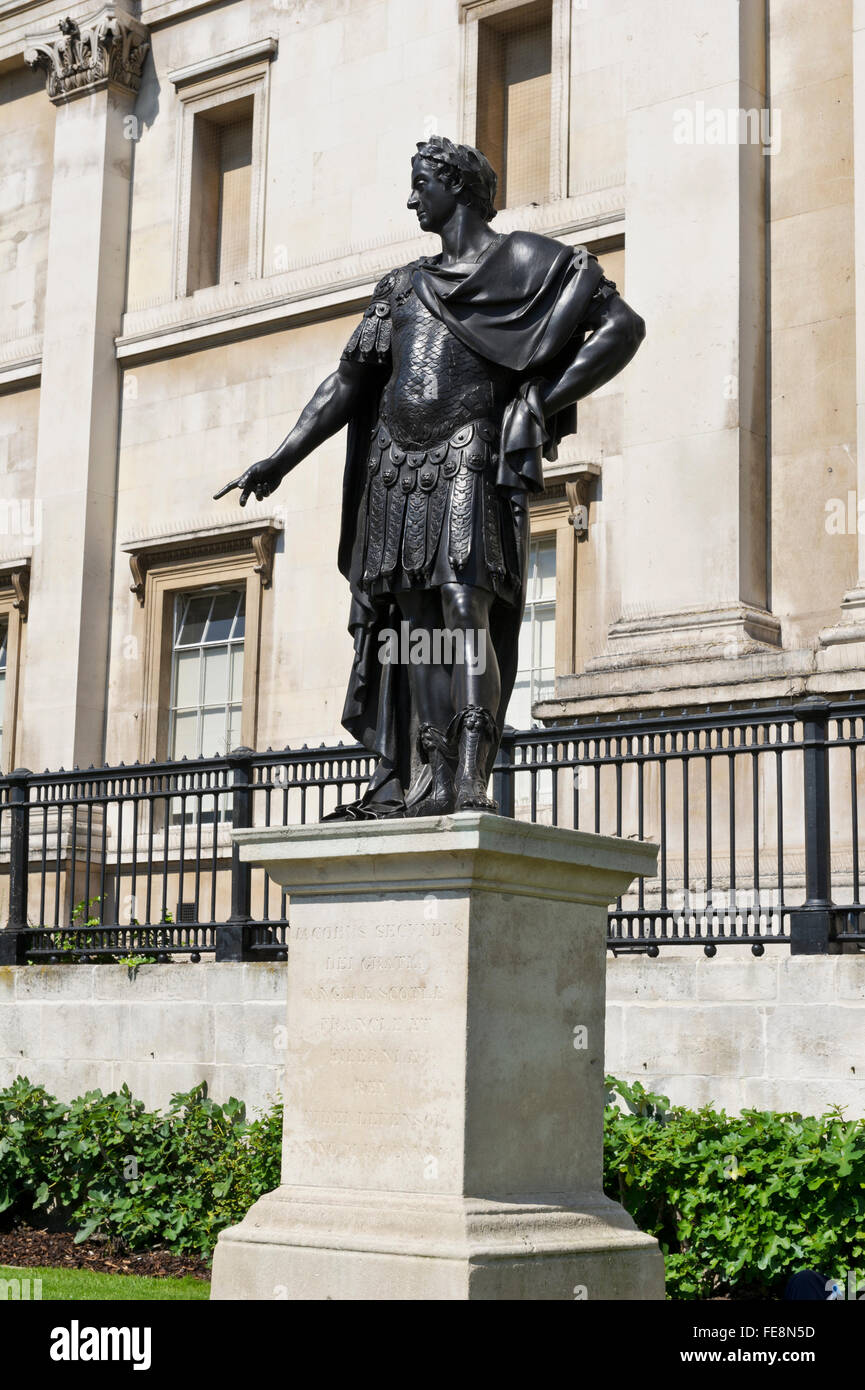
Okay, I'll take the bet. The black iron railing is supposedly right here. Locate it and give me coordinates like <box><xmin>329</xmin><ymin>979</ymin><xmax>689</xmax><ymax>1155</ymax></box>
<box><xmin>494</xmin><ymin>695</ymin><xmax>865</xmax><ymax>955</ymax></box>
<box><xmin>0</xmin><ymin>695</ymin><xmax>863</xmax><ymax>962</ymax></box>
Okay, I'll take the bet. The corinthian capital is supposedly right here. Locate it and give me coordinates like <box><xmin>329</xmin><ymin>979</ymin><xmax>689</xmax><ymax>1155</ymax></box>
<box><xmin>25</xmin><ymin>6</ymin><xmax>149</xmax><ymax>103</ymax></box>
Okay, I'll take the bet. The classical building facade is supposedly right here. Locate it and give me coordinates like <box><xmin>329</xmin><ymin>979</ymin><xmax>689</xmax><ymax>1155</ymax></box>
<box><xmin>1</xmin><ymin>1</ymin><xmax>864</xmax><ymax>1116</ymax></box>
<box><xmin>0</xmin><ymin>0</ymin><xmax>859</xmax><ymax>767</ymax></box>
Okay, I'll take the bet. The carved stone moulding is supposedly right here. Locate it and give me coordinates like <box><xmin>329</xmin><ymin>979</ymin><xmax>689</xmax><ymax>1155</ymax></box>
<box><xmin>532</xmin><ymin>458</ymin><xmax>602</xmax><ymax>538</ymax></box>
<box><xmin>120</xmin><ymin>512</ymin><xmax>284</xmax><ymax>606</ymax></box>
<box><xmin>563</xmin><ymin>464</ymin><xmax>602</xmax><ymax>539</ymax></box>
<box><xmin>0</xmin><ymin>555</ymin><xmax>31</xmax><ymax>620</ymax></box>
<box><xmin>24</xmin><ymin>6</ymin><xmax>150</xmax><ymax>104</ymax></box>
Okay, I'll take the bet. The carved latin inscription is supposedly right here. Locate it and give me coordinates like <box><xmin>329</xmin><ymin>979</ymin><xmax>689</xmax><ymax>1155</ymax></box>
<box><xmin>282</xmin><ymin>900</ymin><xmax>465</xmax><ymax>1190</ymax></box>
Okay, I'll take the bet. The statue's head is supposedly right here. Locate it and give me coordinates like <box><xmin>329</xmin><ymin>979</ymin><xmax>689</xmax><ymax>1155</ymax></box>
<box><xmin>409</xmin><ymin>136</ymin><xmax>498</xmax><ymax>231</ymax></box>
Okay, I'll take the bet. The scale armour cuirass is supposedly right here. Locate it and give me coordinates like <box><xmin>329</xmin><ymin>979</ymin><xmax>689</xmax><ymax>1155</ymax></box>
<box><xmin>380</xmin><ymin>268</ymin><xmax>517</xmax><ymax>445</ymax></box>
<box><xmin>341</xmin><ymin>259</ymin><xmax>523</xmax><ymax>603</ymax></box>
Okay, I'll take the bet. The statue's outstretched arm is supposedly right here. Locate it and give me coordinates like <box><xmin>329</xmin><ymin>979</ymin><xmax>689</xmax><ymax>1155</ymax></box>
<box><xmin>540</xmin><ymin>293</ymin><xmax>645</xmax><ymax>419</ymax></box>
<box><xmin>215</xmin><ymin>359</ymin><xmax>373</xmax><ymax>506</ymax></box>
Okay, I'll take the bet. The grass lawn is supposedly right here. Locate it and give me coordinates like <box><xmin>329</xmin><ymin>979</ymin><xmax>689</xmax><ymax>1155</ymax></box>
<box><xmin>0</xmin><ymin>1265</ymin><xmax>210</xmax><ymax>1301</ymax></box>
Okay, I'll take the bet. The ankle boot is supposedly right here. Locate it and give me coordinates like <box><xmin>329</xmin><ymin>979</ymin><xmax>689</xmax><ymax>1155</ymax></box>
<box><xmin>405</xmin><ymin>723</ymin><xmax>457</xmax><ymax>817</ymax></box>
<box><xmin>451</xmin><ymin>705</ymin><xmax>499</xmax><ymax>813</ymax></box>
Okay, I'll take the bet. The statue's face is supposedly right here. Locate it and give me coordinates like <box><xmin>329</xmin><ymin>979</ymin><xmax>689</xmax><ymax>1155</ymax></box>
<box><xmin>407</xmin><ymin>157</ymin><xmax>458</xmax><ymax>233</ymax></box>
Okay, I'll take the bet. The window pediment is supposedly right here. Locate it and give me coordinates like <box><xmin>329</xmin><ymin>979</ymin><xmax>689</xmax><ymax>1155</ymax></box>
<box><xmin>120</xmin><ymin>510</ymin><xmax>283</xmax><ymax>605</ymax></box>
<box><xmin>167</xmin><ymin>36</ymin><xmax>277</xmax><ymax>92</ymax></box>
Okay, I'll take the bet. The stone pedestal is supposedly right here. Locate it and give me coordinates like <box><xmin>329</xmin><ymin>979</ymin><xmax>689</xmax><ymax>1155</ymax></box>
<box><xmin>210</xmin><ymin>814</ymin><xmax>664</xmax><ymax>1301</ymax></box>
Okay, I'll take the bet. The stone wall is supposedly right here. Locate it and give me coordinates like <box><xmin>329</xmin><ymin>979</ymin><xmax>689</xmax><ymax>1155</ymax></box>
<box><xmin>1</xmin><ymin>952</ymin><xmax>863</xmax><ymax>1118</ymax></box>
<box><xmin>0</xmin><ymin>961</ymin><xmax>285</xmax><ymax>1115</ymax></box>
<box><xmin>606</xmin><ymin>949</ymin><xmax>865</xmax><ymax>1117</ymax></box>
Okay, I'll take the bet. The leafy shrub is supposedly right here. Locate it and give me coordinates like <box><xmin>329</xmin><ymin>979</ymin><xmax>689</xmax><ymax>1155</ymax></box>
<box><xmin>0</xmin><ymin>1077</ymin><xmax>68</xmax><ymax>1220</ymax></box>
<box><xmin>604</xmin><ymin>1076</ymin><xmax>865</xmax><ymax>1299</ymax></box>
<box><xmin>3</xmin><ymin>1072</ymin><xmax>863</xmax><ymax>1290</ymax></box>
<box><xmin>0</xmin><ymin>1078</ymin><xmax>283</xmax><ymax>1260</ymax></box>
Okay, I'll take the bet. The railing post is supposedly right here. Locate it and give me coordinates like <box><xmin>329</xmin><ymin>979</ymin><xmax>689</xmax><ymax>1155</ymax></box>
<box><xmin>493</xmin><ymin>733</ymin><xmax>515</xmax><ymax>819</ymax></box>
<box><xmin>0</xmin><ymin>768</ymin><xmax>31</xmax><ymax>965</ymax></box>
<box><xmin>216</xmin><ymin>748</ymin><xmax>254</xmax><ymax>963</ymax></box>
<box><xmin>791</xmin><ymin>698</ymin><xmax>837</xmax><ymax>954</ymax></box>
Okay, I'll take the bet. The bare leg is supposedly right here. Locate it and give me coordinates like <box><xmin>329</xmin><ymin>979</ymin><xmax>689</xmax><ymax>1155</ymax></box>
<box><xmin>393</xmin><ymin>588</ymin><xmax>458</xmax><ymax>814</ymax></box>
<box><xmin>440</xmin><ymin>582</ymin><xmax>500</xmax><ymax>719</ymax></box>
<box><xmin>395</xmin><ymin>583</ymin><xmax>501</xmax><ymax>728</ymax></box>
<box><xmin>394</xmin><ymin>584</ymin><xmax>502</xmax><ymax>814</ymax></box>
<box><xmin>441</xmin><ymin>582</ymin><xmax>500</xmax><ymax>811</ymax></box>
<box><xmin>394</xmin><ymin>588</ymin><xmax>452</xmax><ymax>728</ymax></box>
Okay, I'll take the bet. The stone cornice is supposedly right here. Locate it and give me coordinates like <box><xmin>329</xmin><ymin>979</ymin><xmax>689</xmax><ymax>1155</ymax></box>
<box><xmin>24</xmin><ymin>4</ymin><xmax>148</xmax><ymax>103</ymax></box>
<box><xmin>0</xmin><ymin>186</ymin><xmax>622</xmax><ymax>378</ymax></box>
<box><xmin>139</xmin><ymin>0</ymin><xmax>216</xmax><ymax>27</ymax></box>
<box><xmin>537</xmin><ymin>648</ymin><xmax>865</xmax><ymax>724</ymax></box>
<box><xmin>459</xmin><ymin>0</ymin><xmax>537</xmax><ymax>21</ymax></box>
<box><xmin>117</xmin><ymin>193</ymin><xmax>625</xmax><ymax>364</ymax></box>
<box><xmin>120</xmin><ymin>510</ymin><xmax>284</xmax><ymax>605</ymax></box>
<box><xmin>168</xmin><ymin>35</ymin><xmax>277</xmax><ymax>88</ymax></box>
<box><xmin>0</xmin><ymin>1</ymin><xmax>98</xmax><ymax>66</ymax></box>
<box><xmin>0</xmin><ymin>0</ymin><xmax>56</xmax><ymax>22</ymax></box>
<box><xmin>233</xmin><ymin>813</ymin><xmax>658</xmax><ymax>905</ymax></box>
<box><xmin>0</xmin><ymin>333</ymin><xmax>42</xmax><ymax>393</ymax></box>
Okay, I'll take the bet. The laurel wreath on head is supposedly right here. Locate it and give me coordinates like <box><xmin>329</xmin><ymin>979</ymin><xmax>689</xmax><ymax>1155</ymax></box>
<box><xmin>414</xmin><ymin>135</ymin><xmax>498</xmax><ymax>222</ymax></box>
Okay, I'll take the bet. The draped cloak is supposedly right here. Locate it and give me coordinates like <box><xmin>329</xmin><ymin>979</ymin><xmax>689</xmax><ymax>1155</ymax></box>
<box><xmin>331</xmin><ymin>230</ymin><xmax>608</xmax><ymax>816</ymax></box>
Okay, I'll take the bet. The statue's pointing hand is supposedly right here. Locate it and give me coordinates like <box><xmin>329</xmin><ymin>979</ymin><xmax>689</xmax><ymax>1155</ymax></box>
<box><xmin>213</xmin><ymin>458</ymin><xmax>284</xmax><ymax>506</ymax></box>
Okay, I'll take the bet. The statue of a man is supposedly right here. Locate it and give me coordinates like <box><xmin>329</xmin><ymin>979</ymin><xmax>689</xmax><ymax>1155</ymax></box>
<box><xmin>216</xmin><ymin>137</ymin><xmax>644</xmax><ymax>818</ymax></box>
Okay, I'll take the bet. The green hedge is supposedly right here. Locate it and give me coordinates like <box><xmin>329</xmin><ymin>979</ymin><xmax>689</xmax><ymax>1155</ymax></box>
<box><xmin>604</xmin><ymin>1076</ymin><xmax>865</xmax><ymax>1299</ymax></box>
<box><xmin>0</xmin><ymin>1078</ymin><xmax>281</xmax><ymax>1259</ymax></box>
<box><xmin>1</xmin><ymin>1074</ymin><xmax>863</xmax><ymax>1295</ymax></box>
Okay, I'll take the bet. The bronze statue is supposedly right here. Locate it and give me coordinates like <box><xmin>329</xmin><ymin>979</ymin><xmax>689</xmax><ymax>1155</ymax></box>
<box><xmin>216</xmin><ymin>137</ymin><xmax>644</xmax><ymax>818</ymax></box>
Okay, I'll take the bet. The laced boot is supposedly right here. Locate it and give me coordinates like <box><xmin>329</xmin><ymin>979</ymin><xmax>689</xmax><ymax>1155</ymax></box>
<box><xmin>405</xmin><ymin>723</ymin><xmax>457</xmax><ymax>817</ymax></box>
<box><xmin>451</xmin><ymin>705</ymin><xmax>499</xmax><ymax>813</ymax></box>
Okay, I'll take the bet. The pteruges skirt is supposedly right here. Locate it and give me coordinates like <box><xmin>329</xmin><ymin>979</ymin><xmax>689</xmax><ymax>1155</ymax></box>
<box><xmin>358</xmin><ymin>418</ymin><xmax>522</xmax><ymax>605</ymax></box>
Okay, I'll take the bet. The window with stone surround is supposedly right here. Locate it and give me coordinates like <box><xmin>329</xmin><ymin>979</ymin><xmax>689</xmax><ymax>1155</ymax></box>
<box><xmin>169</xmin><ymin>587</ymin><xmax>246</xmax><ymax>760</ymax></box>
<box><xmin>508</xmin><ymin>536</ymin><xmax>557</xmax><ymax>728</ymax></box>
<box><xmin>505</xmin><ymin>483</ymin><xmax>582</xmax><ymax>730</ymax></box>
<box><xmin>461</xmin><ymin>0</ymin><xmax>571</xmax><ymax>209</ymax></box>
<box><xmin>0</xmin><ymin>566</ymin><xmax>27</xmax><ymax>772</ymax></box>
<box><xmin>506</xmin><ymin>502</ymin><xmax>579</xmax><ymax>819</ymax></box>
<box><xmin>170</xmin><ymin>39</ymin><xmax>277</xmax><ymax>298</ymax></box>
<box><xmin>0</xmin><ymin>620</ymin><xmax>7</xmax><ymax>767</ymax></box>
<box><xmin>167</xmin><ymin>585</ymin><xmax>246</xmax><ymax>827</ymax></box>
<box><xmin>120</xmin><ymin>512</ymin><xmax>282</xmax><ymax>764</ymax></box>
<box><xmin>187</xmin><ymin>99</ymin><xmax>254</xmax><ymax>292</ymax></box>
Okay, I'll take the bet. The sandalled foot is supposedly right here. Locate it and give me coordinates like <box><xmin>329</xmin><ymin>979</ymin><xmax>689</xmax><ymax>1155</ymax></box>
<box><xmin>405</xmin><ymin>723</ymin><xmax>457</xmax><ymax>817</ymax></box>
<box><xmin>451</xmin><ymin>705</ymin><xmax>499</xmax><ymax>814</ymax></box>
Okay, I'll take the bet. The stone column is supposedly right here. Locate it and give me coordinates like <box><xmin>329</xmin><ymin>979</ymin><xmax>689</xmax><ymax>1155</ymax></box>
<box><xmin>820</xmin><ymin>1</ymin><xmax>865</xmax><ymax>648</ymax></box>
<box><xmin>587</xmin><ymin>0</ymin><xmax>778</xmax><ymax>681</ymax></box>
<box><xmin>211</xmin><ymin>814</ymin><xmax>664</xmax><ymax>1301</ymax></box>
<box><xmin>18</xmin><ymin>7</ymin><xmax>148</xmax><ymax>770</ymax></box>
